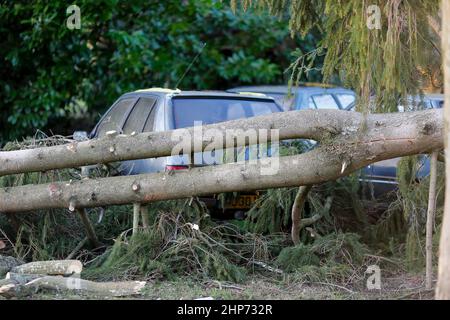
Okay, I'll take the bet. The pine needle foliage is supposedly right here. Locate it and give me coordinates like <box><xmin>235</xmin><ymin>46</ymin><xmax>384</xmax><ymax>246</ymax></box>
<box><xmin>84</xmin><ymin>209</ymin><xmax>288</xmax><ymax>283</ymax></box>
<box><xmin>372</xmin><ymin>155</ymin><xmax>445</xmax><ymax>270</ymax></box>
<box><xmin>276</xmin><ymin>232</ymin><xmax>369</xmax><ymax>275</ymax></box>
<box><xmin>230</xmin><ymin>0</ymin><xmax>441</xmax><ymax>111</ymax></box>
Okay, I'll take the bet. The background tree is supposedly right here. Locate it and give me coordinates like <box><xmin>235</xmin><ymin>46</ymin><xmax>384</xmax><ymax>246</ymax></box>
<box><xmin>0</xmin><ymin>0</ymin><xmax>322</xmax><ymax>145</ymax></box>
<box><xmin>437</xmin><ymin>0</ymin><xmax>449</xmax><ymax>300</ymax></box>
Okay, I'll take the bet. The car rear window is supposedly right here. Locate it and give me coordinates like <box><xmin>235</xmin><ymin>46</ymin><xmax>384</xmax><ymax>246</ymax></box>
<box><xmin>172</xmin><ymin>97</ymin><xmax>280</xmax><ymax>128</ymax></box>
<box><xmin>335</xmin><ymin>93</ymin><xmax>355</xmax><ymax>109</ymax></box>
<box><xmin>122</xmin><ymin>97</ymin><xmax>157</xmax><ymax>134</ymax></box>
<box><xmin>96</xmin><ymin>98</ymin><xmax>136</xmax><ymax>137</ymax></box>
<box><xmin>310</xmin><ymin>94</ymin><xmax>340</xmax><ymax>109</ymax></box>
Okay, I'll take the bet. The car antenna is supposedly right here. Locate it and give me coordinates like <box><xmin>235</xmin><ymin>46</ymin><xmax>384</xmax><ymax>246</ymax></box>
<box><xmin>175</xmin><ymin>42</ymin><xmax>206</xmax><ymax>89</ymax></box>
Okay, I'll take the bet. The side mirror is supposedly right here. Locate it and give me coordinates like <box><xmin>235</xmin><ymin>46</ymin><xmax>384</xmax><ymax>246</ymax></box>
<box><xmin>73</xmin><ymin>131</ymin><xmax>88</xmax><ymax>141</ymax></box>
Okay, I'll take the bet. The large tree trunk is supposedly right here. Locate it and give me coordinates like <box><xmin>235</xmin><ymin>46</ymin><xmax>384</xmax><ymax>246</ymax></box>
<box><xmin>11</xmin><ymin>260</ymin><xmax>82</xmax><ymax>276</ymax></box>
<box><xmin>0</xmin><ymin>110</ymin><xmax>443</xmax><ymax>213</ymax></box>
<box><xmin>436</xmin><ymin>0</ymin><xmax>450</xmax><ymax>300</ymax></box>
<box><xmin>426</xmin><ymin>150</ymin><xmax>438</xmax><ymax>290</ymax></box>
<box><xmin>0</xmin><ymin>109</ymin><xmax>442</xmax><ymax>176</ymax></box>
<box><xmin>0</xmin><ymin>109</ymin><xmax>357</xmax><ymax>176</ymax></box>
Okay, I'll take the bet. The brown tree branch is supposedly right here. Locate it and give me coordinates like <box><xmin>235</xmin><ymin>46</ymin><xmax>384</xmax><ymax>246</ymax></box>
<box><xmin>291</xmin><ymin>185</ymin><xmax>312</xmax><ymax>245</ymax></box>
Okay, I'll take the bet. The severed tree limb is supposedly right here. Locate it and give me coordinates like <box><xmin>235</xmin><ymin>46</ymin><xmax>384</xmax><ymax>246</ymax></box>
<box><xmin>291</xmin><ymin>185</ymin><xmax>312</xmax><ymax>245</ymax></box>
<box><xmin>437</xmin><ymin>0</ymin><xmax>450</xmax><ymax>299</ymax></box>
<box><xmin>0</xmin><ymin>109</ymin><xmax>443</xmax><ymax>213</ymax></box>
<box><xmin>132</xmin><ymin>203</ymin><xmax>141</xmax><ymax>235</ymax></box>
<box><xmin>141</xmin><ymin>205</ymin><xmax>149</xmax><ymax>230</ymax></box>
<box><xmin>24</xmin><ymin>276</ymin><xmax>146</xmax><ymax>297</ymax></box>
<box><xmin>305</xmin><ymin>227</ymin><xmax>322</xmax><ymax>239</ymax></box>
<box><xmin>6</xmin><ymin>272</ymin><xmax>44</xmax><ymax>284</ymax></box>
<box><xmin>0</xmin><ymin>278</ymin><xmax>20</xmax><ymax>298</ymax></box>
<box><xmin>0</xmin><ymin>275</ymin><xmax>146</xmax><ymax>298</ymax></box>
<box><xmin>0</xmin><ymin>109</ymin><xmax>443</xmax><ymax>177</ymax></box>
<box><xmin>11</xmin><ymin>260</ymin><xmax>82</xmax><ymax>276</ymax></box>
<box><xmin>0</xmin><ymin>109</ymin><xmax>361</xmax><ymax>176</ymax></box>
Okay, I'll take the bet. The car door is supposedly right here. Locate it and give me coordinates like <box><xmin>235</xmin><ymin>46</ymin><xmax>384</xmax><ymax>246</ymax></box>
<box><xmin>115</xmin><ymin>96</ymin><xmax>161</xmax><ymax>175</ymax></box>
<box><xmin>93</xmin><ymin>97</ymin><xmax>138</xmax><ymax>137</ymax></box>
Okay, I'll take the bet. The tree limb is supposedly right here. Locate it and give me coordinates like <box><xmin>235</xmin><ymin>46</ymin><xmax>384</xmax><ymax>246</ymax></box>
<box><xmin>0</xmin><ymin>109</ymin><xmax>443</xmax><ymax>213</ymax></box>
<box><xmin>291</xmin><ymin>185</ymin><xmax>312</xmax><ymax>245</ymax></box>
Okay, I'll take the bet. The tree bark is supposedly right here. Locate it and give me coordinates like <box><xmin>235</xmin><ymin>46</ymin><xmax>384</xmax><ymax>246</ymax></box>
<box><xmin>291</xmin><ymin>185</ymin><xmax>312</xmax><ymax>245</ymax></box>
<box><xmin>0</xmin><ymin>109</ymin><xmax>443</xmax><ymax>213</ymax></box>
<box><xmin>23</xmin><ymin>276</ymin><xmax>146</xmax><ymax>297</ymax></box>
<box><xmin>0</xmin><ymin>275</ymin><xmax>146</xmax><ymax>298</ymax></box>
<box><xmin>426</xmin><ymin>150</ymin><xmax>438</xmax><ymax>290</ymax></box>
<box><xmin>141</xmin><ymin>205</ymin><xmax>149</xmax><ymax>230</ymax></box>
<box><xmin>437</xmin><ymin>0</ymin><xmax>450</xmax><ymax>300</ymax></box>
<box><xmin>0</xmin><ymin>109</ymin><xmax>441</xmax><ymax>176</ymax></box>
<box><xmin>11</xmin><ymin>260</ymin><xmax>82</xmax><ymax>276</ymax></box>
<box><xmin>132</xmin><ymin>203</ymin><xmax>141</xmax><ymax>235</ymax></box>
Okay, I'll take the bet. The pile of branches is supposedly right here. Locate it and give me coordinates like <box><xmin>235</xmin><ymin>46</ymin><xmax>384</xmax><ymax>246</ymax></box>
<box><xmin>85</xmin><ymin>208</ymin><xmax>287</xmax><ymax>283</ymax></box>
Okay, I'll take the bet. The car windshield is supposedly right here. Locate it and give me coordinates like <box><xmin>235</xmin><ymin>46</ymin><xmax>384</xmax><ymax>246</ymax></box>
<box><xmin>172</xmin><ymin>97</ymin><xmax>280</xmax><ymax>128</ymax></box>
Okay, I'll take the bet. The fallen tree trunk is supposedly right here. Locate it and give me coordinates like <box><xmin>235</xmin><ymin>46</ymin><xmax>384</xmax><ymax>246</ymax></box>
<box><xmin>6</xmin><ymin>272</ymin><xmax>44</xmax><ymax>284</ymax></box>
<box><xmin>0</xmin><ymin>109</ymin><xmax>443</xmax><ymax>213</ymax></box>
<box><xmin>0</xmin><ymin>275</ymin><xmax>146</xmax><ymax>298</ymax></box>
<box><xmin>24</xmin><ymin>276</ymin><xmax>146</xmax><ymax>297</ymax></box>
<box><xmin>11</xmin><ymin>260</ymin><xmax>82</xmax><ymax>276</ymax></box>
<box><xmin>0</xmin><ymin>109</ymin><xmax>442</xmax><ymax>176</ymax></box>
<box><xmin>437</xmin><ymin>0</ymin><xmax>450</xmax><ymax>299</ymax></box>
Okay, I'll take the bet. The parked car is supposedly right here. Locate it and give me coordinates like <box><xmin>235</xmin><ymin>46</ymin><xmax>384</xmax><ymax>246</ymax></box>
<box><xmin>360</xmin><ymin>94</ymin><xmax>444</xmax><ymax>197</ymax></box>
<box><xmin>229</xmin><ymin>85</ymin><xmax>444</xmax><ymax>198</ymax></box>
<box><xmin>81</xmin><ymin>88</ymin><xmax>283</xmax><ymax>212</ymax></box>
<box><xmin>227</xmin><ymin>84</ymin><xmax>356</xmax><ymax>111</ymax></box>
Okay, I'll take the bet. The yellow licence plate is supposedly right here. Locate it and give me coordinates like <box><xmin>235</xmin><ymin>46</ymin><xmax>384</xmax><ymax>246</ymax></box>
<box><xmin>224</xmin><ymin>195</ymin><xmax>258</xmax><ymax>209</ymax></box>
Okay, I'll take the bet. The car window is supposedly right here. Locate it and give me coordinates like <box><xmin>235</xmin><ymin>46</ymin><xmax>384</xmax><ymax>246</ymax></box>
<box><xmin>123</xmin><ymin>97</ymin><xmax>157</xmax><ymax>134</ymax></box>
<box><xmin>335</xmin><ymin>93</ymin><xmax>355</xmax><ymax>109</ymax></box>
<box><xmin>172</xmin><ymin>98</ymin><xmax>279</xmax><ymax>128</ymax></box>
<box><xmin>433</xmin><ymin>100</ymin><xmax>444</xmax><ymax>109</ymax></box>
<box><xmin>248</xmin><ymin>102</ymin><xmax>274</xmax><ymax>116</ymax></box>
<box><xmin>142</xmin><ymin>100</ymin><xmax>159</xmax><ymax>132</ymax></box>
<box><xmin>311</xmin><ymin>94</ymin><xmax>340</xmax><ymax>109</ymax></box>
<box><xmin>269</xmin><ymin>93</ymin><xmax>294</xmax><ymax>110</ymax></box>
<box><xmin>96</xmin><ymin>98</ymin><xmax>136</xmax><ymax>137</ymax></box>
<box><xmin>152</xmin><ymin>103</ymin><xmax>165</xmax><ymax>132</ymax></box>
<box><xmin>227</xmin><ymin>102</ymin><xmax>247</xmax><ymax>120</ymax></box>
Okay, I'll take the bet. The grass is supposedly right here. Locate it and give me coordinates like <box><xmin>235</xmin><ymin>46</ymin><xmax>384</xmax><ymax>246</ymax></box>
<box><xmin>0</xmin><ymin>137</ymin><xmax>441</xmax><ymax>299</ymax></box>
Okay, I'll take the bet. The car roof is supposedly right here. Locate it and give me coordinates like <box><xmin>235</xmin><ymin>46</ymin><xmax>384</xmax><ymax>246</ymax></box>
<box><xmin>128</xmin><ymin>88</ymin><xmax>276</xmax><ymax>101</ymax></box>
<box><xmin>227</xmin><ymin>85</ymin><xmax>355</xmax><ymax>95</ymax></box>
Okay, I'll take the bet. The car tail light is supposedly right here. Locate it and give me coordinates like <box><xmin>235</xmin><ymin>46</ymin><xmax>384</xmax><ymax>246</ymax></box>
<box><xmin>165</xmin><ymin>165</ymin><xmax>188</xmax><ymax>171</ymax></box>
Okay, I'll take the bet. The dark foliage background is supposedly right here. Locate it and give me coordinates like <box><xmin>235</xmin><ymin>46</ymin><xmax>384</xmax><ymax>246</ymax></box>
<box><xmin>0</xmin><ymin>0</ymin><xmax>321</xmax><ymax>145</ymax></box>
